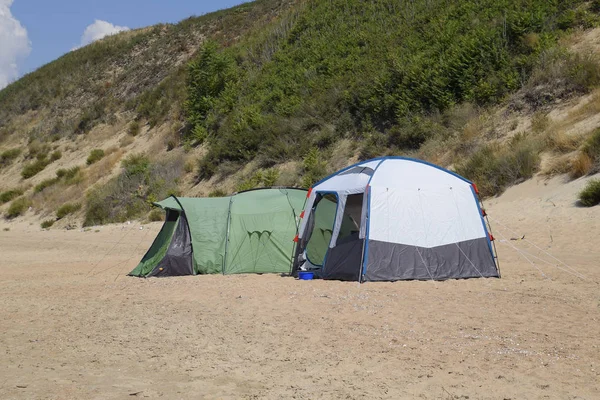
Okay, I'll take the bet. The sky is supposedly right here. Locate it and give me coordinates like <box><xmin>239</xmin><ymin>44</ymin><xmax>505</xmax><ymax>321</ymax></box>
<box><xmin>0</xmin><ymin>0</ymin><xmax>251</xmax><ymax>89</ymax></box>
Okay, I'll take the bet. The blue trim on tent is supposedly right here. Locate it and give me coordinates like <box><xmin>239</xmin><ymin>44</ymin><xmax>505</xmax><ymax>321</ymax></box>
<box><xmin>360</xmin><ymin>159</ymin><xmax>385</xmax><ymax>280</ymax></box>
<box><xmin>311</xmin><ymin>156</ymin><xmax>472</xmax><ymax>188</ymax></box>
<box><xmin>469</xmin><ymin>185</ymin><xmax>497</xmax><ymax>271</ymax></box>
<box><xmin>305</xmin><ymin>191</ymin><xmax>340</xmax><ymax>269</ymax></box>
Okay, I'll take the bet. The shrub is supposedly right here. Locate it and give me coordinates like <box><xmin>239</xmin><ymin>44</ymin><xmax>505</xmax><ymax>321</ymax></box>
<box><xmin>578</xmin><ymin>179</ymin><xmax>600</xmax><ymax>207</ymax></box>
<box><xmin>581</xmin><ymin>128</ymin><xmax>600</xmax><ymax>173</ymax></box>
<box><xmin>5</xmin><ymin>197</ymin><xmax>30</xmax><ymax>219</ymax></box>
<box><xmin>0</xmin><ymin>148</ymin><xmax>21</xmax><ymax>167</ymax></box>
<box><xmin>56</xmin><ymin>166</ymin><xmax>81</xmax><ymax>180</ymax></box>
<box><xmin>184</xmin><ymin>160</ymin><xmax>195</xmax><ymax>173</ymax></box>
<box><xmin>21</xmin><ymin>158</ymin><xmax>48</xmax><ymax>179</ymax></box>
<box><xmin>236</xmin><ymin>171</ymin><xmax>264</xmax><ymax>192</ymax></box>
<box><xmin>41</xmin><ymin>219</ymin><xmax>55</xmax><ymax>229</ymax></box>
<box><xmin>208</xmin><ymin>189</ymin><xmax>227</xmax><ymax>197</ymax></box>
<box><xmin>262</xmin><ymin>168</ymin><xmax>279</xmax><ymax>187</ymax></box>
<box><xmin>456</xmin><ymin>135</ymin><xmax>540</xmax><ymax>197</ymax></box>
<box><xmin>55</xmin><ymin>166</ymin><xmax>83</xmax><ymax>185</ymax></box>
<box><xmin>27</xmin><ymin>141</ymin><xmax>50</xmax><ymax>160</ymax></box>
<box><xmin>56</xmin><ymin>202</ymin><xmax>81</xmax><ymax>219</ymax></box>
<box><xmin>87</xmin><ymin>149</ymin><xmax>105</xmax><ymax>165</ymax></box>
<box><xmin>84</xmin><ymin>156</ymin><xmax>182</xmax><ymax>226</ymax></box>
<box><xmin>0</xmin><ymin>189</ymin><xmax>24</xmax><ymax>204</ymax></box>
<box><xmin>522</xmin><ymin>49</ymin><xmax>600</xmax><ymax>109</ymax></box>
<box><xmin>50</xmin><ymin>150</ymin><xmax>62</xmax><ymax>161</ymax></box>
<box><xmin>34</xmin><ymin>177</ymin><xmax>60</xmax><ymax>193</ymax></box>
<box><xmin>122</xmin><ymin>153</ymin><xmax>150</xmax><ymax>177</ymax></box>
<box><xmin>301</xmin><ymin>148</ymin><xmax>328</xmax><ymax>188</ymax></box>
<box><xmin>148</xmin><ymin>208</ymin><xmax>164</xmax><ymax>222</ymax></box>
<box><xmin>543</xmin><ymin>155</ymin><xmax>571</xmax><ymax>177</ymax></box>
<box><xmin>128</xmin><ymin>120</ymin><xmax>141</xmax><ymax>136</ymax></box>
<box><xmin>570</xmin><ymin>152</ymin><xmax>594</xmax><ymax>179</ymax></box>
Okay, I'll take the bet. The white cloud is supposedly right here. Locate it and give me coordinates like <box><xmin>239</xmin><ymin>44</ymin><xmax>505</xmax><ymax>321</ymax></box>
<box><xmin>75</xmin><ymin>19</ymin><xmax>129</xmax><ymax>49</ymax></box>
<box><xmin>0</xmin><ymin>0</ymin><xmax>31</xmax><ymax>89</ymax></box>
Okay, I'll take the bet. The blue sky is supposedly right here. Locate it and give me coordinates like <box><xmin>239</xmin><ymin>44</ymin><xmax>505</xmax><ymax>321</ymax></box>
<box><xmin>0</xmin><ymin>0</ymin><xmax>250</xmax><ymax>87</ymax></box>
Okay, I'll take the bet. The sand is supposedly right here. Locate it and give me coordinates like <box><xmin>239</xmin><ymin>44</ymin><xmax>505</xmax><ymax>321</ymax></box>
<box><xmin>1</xmin><ymin>174</ymin><xmax>599</xmax><ymax>400</ymax></box>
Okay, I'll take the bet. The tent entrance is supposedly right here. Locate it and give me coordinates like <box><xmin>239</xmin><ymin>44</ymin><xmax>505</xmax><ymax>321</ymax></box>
<box><xmin>304</xmin><ymin>193</ymin><xmax>338</xmax><ymax>268</ymax></box>
<box><xmin>148</xmin><ymin>210</ymin><xmax>194</xmax><ymax>277</ymax></box>
<box><xmin>297</xmin><ymin>192</ymin><xmax>365</xmax><ymax>280</ymax></box>
<box><xmin>321</xmin><ymin>193</ymin><xmax>365</xmax><ymax>281</ymax></box>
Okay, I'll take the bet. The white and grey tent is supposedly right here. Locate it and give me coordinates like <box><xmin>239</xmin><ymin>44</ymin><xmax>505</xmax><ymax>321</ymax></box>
<box><xmin>292</xmin><ymin>157</ymin><xmax>499</xmax><ymax>281</ymax></box>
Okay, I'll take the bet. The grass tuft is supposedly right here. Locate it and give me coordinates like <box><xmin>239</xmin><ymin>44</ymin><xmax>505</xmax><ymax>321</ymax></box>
<box><xmin>578</xmin><ymin>179</ymin><xmax>600</xmax><ymax>207</ymax></box>
<box><xmin>0</xmin><ymin>189</ymin><xmax>24</xmax><ymax>204</ymax></box>
<box><xmin>0</xmin><ymin>148</ymin><xmax>21</xmax><ymax>167</ymax></box>
<box><xmin>56</xmin><ymin>203</ymin><xmax>82</xmax><ymax>219</ymax></box>
<box><xmin>456</xmin><ymin>134</ymin><xmax>540</xmax><ymax>197</ymax></box>
<box><xmin>148</xmin><ymin>208</ymin><xmax>164</xmax><ymax>222</ymax></box>
<box><xmin>41</xmin><ymin>219</ymin><xmax>55</xmax><ymax>229</ymax></box>
<box><xmin>87</xmin><ymin>149</ymin><xmax>105</xmax><ymax>165</ymax></box>
<box><xmin>5</xmin><ymin>197</ymin><xmax>31</xmax><ymax>219</ymax></box>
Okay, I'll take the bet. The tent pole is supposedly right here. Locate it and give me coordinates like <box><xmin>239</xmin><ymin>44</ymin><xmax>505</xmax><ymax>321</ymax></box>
<box><xmin>283</xmin><ymin>189</ymin><xmax>302</xmax><ymax>277</ymax></box>
<box><xmin>357</xmin><ymin>186</ymin><xmax>371</xmax><ymax>284</ymax></box>
<box><xmin>222</xmin><ymin>196</ymin><xmax>234</xmax><ymax>275</ymax></box>
<box><xmin>481</xmin><ymin>198</ymin><xmax>501</xmax><ymax>278</ymax></box>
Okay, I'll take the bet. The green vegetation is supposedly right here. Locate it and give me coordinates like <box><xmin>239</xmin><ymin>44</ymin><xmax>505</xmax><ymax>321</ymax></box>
<box><xmin>128</xmin><ymin>120</ymin><xmax>141</xmax><ymax>136</ymax></box>
<box><xmin>21</xmin><ymin>158</ymin><xmax>49</xmax><ymax>179</ymax></box>
<box><xmin>582</xmin><ymin>128</ymin><xmax>600</xmax><ymax>172</ymax></box>
<box><xmin>21</xmin><ymin>146</ymin><xmax>62</xmax><ymax>179</ymax></box>
<box><xmin>301</xmin><ymin>148</ymin><xmax>328</xmax><ymax>188</ymax></box>
<box><xmin>86</xmin><ymin>149</ymin><xmax>105</xmax><ymax>165</ymax></box>
<box><xmin>0</xmin><ymin>189</ymin><xmax>24</xmax><ymax>204</ymax></box>
<box><xmin>41</xmin><ymin>219</ymin><xmax>55</xmax><ymax>229</ymax></box>
<box><xmin>578</xmin><ymin>179</ymin><xmax>600</xmax><ymax>206</ymax></box>
<box><xmin>5</xmin><ymin>197</ymin><xmax>30</xmax><ymax>219</ymax></box>
<box><xmin>148</xmin><ymin>208</ymin><xmax>164</xmax><ymax>222</ymax></box>
<box><xmin>236</xmin><ymin>168</ymin><xmax>280</xmax><ymax>192</ymax></box>
<box><xmin>208</xmin><ymin>189</ymin><xmax>228</xmax><ymax>197</ymax></box>
<box><xmin>56</xmin><ymin>203</ymin><xmax>82</xmax><ymax>219</ymax></box>
<box><xmin>50</xmin><ymin>150</ymin><xmax>62</xmax><ymax>161</ymax></box>
<box><xmin>31</xmin><ymin>166</ymin><xmax>84</xmax><ymax>192</ymax></box>
<box><xmin>84</xmin><ymin>155</ymin><xmax>183</xmax><ymax>226</ymax></box>
<box><xmin>56</xmin><ymin>167</ymin><xmax>81</xmax><ymax>181</ymax></box>
<box><xmin>34</xmin><ymin>177</ymin><xmax>60</xmax><ymax>193</ymax></box>
<box><xmin>456</xmin><ymin>134</ymin><xmax>540</xmax><ymax>197</ymax></box>
<box><xmin>0</xmin><ymin>148</ymin><xmax>21</xmax><ymax>167</ymax></box>
<box><xmin>184</xmin><ymin>0</ymin><xmax>596</xmax><ymax>181</ymax></box>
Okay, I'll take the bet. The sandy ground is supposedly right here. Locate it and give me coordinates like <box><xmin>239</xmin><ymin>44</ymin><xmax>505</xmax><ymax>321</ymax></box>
<box><xmin>1</xmin><ymin>175</ymin><xmax>599</xmax><ymax>400</ymax></box>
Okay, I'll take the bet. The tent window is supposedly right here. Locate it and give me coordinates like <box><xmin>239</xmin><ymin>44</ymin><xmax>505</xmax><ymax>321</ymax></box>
<box><xmin>335</xmin><ymin>194</ymin><xmax>363</xmax><ymax>246</ymax></box>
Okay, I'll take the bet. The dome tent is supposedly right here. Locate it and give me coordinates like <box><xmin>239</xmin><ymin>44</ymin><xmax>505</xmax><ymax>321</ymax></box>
<box><xmin>131</xmin><ymin>188</ymin><xmax>312</xmax><ymax>277</ymax></box>
<box><xmin>292</xmin><ymin>157</ymin><xmax>499</xmax><ymax>281</ymax></box>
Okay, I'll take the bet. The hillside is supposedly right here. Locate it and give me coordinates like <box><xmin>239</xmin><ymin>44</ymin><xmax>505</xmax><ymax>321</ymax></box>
<box><xmin>1</xmin><ymin>0</ymin><xmax>600</xmax><ymax>229</ymax></box>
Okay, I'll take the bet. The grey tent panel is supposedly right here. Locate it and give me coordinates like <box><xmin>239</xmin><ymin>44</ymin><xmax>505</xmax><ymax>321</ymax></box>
<box><xmin>149</xmin><ymin>212</ymin><xmax>194</xmax><ymax>277</ymax></box>
<box><xmin>321</xmin><ymin>237</ymin><xmax>364</xmax><ymax>281</ymax></box>
<box><xmin>364</xmin><ymin>237</ymin><xmax>498</xmax><ymax>281</ymax></box>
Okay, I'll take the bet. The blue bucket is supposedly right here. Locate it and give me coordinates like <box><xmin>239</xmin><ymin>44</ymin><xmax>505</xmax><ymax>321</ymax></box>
<box><xmin>298</xmin><ymin>271</ymin><xmax>314</xmax><ymax>280</ymax></box>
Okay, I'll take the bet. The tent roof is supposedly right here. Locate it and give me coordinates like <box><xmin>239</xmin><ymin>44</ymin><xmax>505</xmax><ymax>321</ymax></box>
<box><xmin>312</xmin><ymin>157</ymin><xmax>472</xmax><ymax>194</ymax></box>
<box><xmin>154</xmin><ymin>187</ymin><xmax>308</xmax><ymax>213</ymax></box>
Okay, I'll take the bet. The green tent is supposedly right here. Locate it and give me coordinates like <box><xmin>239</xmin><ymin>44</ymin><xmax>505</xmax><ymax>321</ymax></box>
<box><xmin>129</xmin><ymin>188</ymin><xmax>310</xmax><ymax>277</ymax></box>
